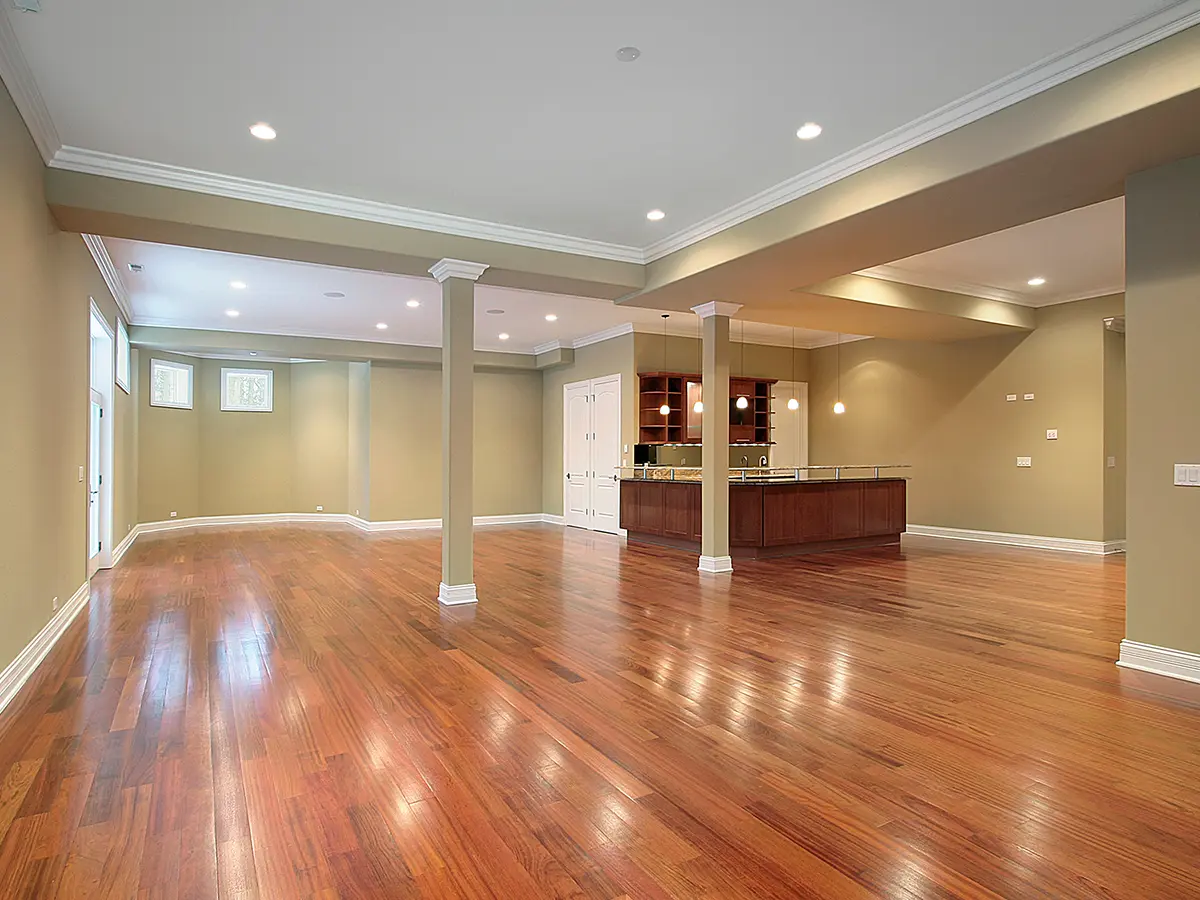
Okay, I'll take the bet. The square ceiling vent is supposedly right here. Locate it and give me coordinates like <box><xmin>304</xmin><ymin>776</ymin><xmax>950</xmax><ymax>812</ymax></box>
<box><xmin>12</xmin><ymin>0</ymin><xmax>42</xmax><ymax>11</ymax></box>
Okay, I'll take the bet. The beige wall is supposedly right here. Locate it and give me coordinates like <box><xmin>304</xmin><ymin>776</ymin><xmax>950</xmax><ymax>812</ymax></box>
<box><xmin>1103</xmin><ymin>329</ymin><xmax>1127</xmax><ymax>542</ymax></box>
<box><xmin>348</xmin><ymin>361</ymin><xmax>371</xmax><ymax>519</ymax></box>
<box><xmin>0</xmin><ymin>79</ymin><xmax>126</xmax><ymax>675</ymax></box>
<box><xmin>292</xmin><ymin>362</ymin><xmax>350</xmax><ymax>514</ymax></box>
<box><xmin>369</xmin><ymin>364</ymin><xmax>544</xmax><ymax>521</ymax></box>
<box><xmin>137</xmin><ymin>350</ymin><xmax>201</xmax><ymax>522</ymax></box>
<box><xmin>633</xmin><ymin>333</ymin><xmax>812</xmax><ymax>384</ymax></box>
<box><xmin>541</xmin><ymin>335</ymin><xmax>637</xmax><ymax>516</ymax></box>
<box><xmin>808</xmin><ymin>294</ymin><xmax>1123</xmax><ymax>541</ymax></box>
<box><xmin>1125</xmin><ymin>154</ymin><xmax>1200</xmax><ymax>654</ymax></box>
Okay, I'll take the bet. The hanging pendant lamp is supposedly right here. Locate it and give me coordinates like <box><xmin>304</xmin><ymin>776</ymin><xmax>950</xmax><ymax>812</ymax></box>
<box><xmin>833</xmin><ymin>332</ymin><xmax>846</xmax><ymax>415</ymax></box>
<box><xmin>787</xmin><ymin>325</ymin><xmax>800</xmax><ymax>411</ymax></box>
<box><xmin>659</xmin><ymin>315</ymin><xmax>671</xmax><ymax>416</ymax></box>
<box><xmin>735</xmin><ymin>320</ymin><xmax>749</xmax><ymax>410</ymax></box>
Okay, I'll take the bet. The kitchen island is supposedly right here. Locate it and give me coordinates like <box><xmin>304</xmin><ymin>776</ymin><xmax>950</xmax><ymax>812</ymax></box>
<box><xmin>619</xmin><ymin>467</ymin><xmax>907</xmax><ymax>558</ymax></box>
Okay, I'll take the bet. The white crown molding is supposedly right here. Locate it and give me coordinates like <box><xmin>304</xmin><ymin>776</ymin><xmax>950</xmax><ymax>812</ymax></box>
<box><xmin>429</xmin><ymin>258</ymin><xmax>489</xmax><ymax>283</ymax></box>
<box><xmin>643</xmin><ymin>1</ymin><xmax>1200</xmax><ymax>263</ymax></box>
<box><xmin>698</xmin><ymin>555</ymin><xmax>734</xmax><ymax>574</ymax></box>
<box><xmin>857</xmin><ymin>265</ymin><xmax>1124</xmax><ymax>308</ymax></box>
<box><xmin>438</xmin><ymin>582</ymin><xmax>478</xmax><ymax>606</ymax></box>
<box><xmin>906</xmin><ymin>524</ymin><xmax>1125</xmax><ymax>555</ymax></box>
<box><xmin>691</xmin><ymin>301</ymin><xmax>743</xmax><ymax>319</ymax></box>
<box><xmin>0</xmin><ymin>8</ymin><xmax>59</xmax><ymax>162</ymax></box>
<box><xmin>803</xmin><ymin>334</ymin><xmax>871</xmax><ymax>350</ymax></box>
<box><xmin>80</xmin><ymin>234</ymin><xmax>134</xmax><ymax>322</ymax></box>
<box><xmin>49</xmin><ymin>146</ymin><xmax>646</xmax><ymax>264</ymax></box>
<box><xmin>0</xmin><ymin>580</ymin><xmax>88</xmax><ymax>716</ymax></box>
<box><xmin>572</xmin><ymin>322</ymin><xmax>636</xmax><ymax>351</ymax></box>
<box><xmin>1118</xmin><ymin>640</ymin><xmax>1200</xmax><ymax>685</ymax></box>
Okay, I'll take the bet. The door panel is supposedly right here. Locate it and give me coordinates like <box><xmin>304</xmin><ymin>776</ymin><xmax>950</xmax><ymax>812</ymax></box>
<box><xmin>564</xmin><ymin>383</ymin><xmax>591</xmax><ymax>529</ymax></box>
<box><xmin>590</xmin><ymin>375</ymin><xmax>621</xmax><ymax>534</ymax></box>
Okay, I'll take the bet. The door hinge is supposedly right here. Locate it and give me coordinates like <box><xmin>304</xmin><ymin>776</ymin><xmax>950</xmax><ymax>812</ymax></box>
<box><xmin>99</xmin><ymin>408</ymin><xmax>103</xmax><ymax>418</ymax></box>
<box><xmin>99</xmin><ymin>474</ymin><xmax>102</xmax><ymax>485</ymax></box>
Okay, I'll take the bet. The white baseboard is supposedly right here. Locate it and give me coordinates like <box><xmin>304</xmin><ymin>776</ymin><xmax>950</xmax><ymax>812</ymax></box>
<box><xmin>542</xmin><ymin>513</ymin><xmax>566</xmax><ymax>526</ymax></box>
<box><xmin>698</xmin><ymin>555</ymin><xmax>734</xmax><ymax>574</ymax></box>
<box><xmin>110</xmin><ymin>527</ymin><xmax>139</xmax><ymax>565</ymax></box>
<box><xmin>358</xmin><ymin>513</ymin><xmax>548</xmax><ymax>533</ymax></box>
<box><xmin>438</xmin><ymin>582</ymin><xmax>479</xmax><ymax>606</ymax></box>
<box><xmin>1117</xmin><ymin>640</ymin><xmax>1200</xmax><ymax>685</ymax></box>
<box><xmin>0</xmin><ymin>581</ymin><xmax>90</xmax><ymax>716</ymax></box>
<box><xmin>905</xmin><ymin>525</ymin><xmax>1125</xmax><ymax>556</ymax></box>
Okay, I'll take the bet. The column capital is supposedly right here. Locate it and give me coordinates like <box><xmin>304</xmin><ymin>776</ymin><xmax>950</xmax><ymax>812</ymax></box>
<box><xmin>429</xmin><ymin>259</ymin><xmax>489</xmax><ymax>283</ymax></box>
<box><xmin>691</xmin><ymin>301</ymin><xmax>743</xmax><ymax>319</ymax></box>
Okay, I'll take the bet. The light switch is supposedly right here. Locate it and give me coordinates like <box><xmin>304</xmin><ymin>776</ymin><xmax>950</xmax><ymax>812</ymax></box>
<box><xmin>1006</xmin><ymin>394</ymin><xmax>1017</xmax><ymax>402</ymax></box>
<box><xmin>1174</xmin><ymin>464</ymin><xmax>1200</xmax><ymax>486</ymax></box>
<box><xmin>1046</xmin><ymin>429</ymin><xmax>1058</xmax><ymax>441</ymax></box>
<box><xmin>1107</xmin><ymin>456</ymin><xmax>1117</xmax><ymax>468</ymax></box>
<box><xmin>1017</xmin><ymin>457</ymin><xmax>1033</xmax><ymax>468</ymax></box>
<box><xmin>1023</xmin><ymin>393</ymin><xmax>1035</xmax><ymax>401</ymax></box>
<box><xmin>77</xmin><ymin>466</ymin><xmax>84</xmax><ymax>482</ymax></box>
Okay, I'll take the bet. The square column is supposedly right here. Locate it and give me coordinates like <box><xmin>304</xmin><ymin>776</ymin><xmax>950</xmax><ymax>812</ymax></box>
<box><xmin>430</xmin><ymin>258</ymin><xmax>489</xmax><ymax>605</ymax></box>
<box><xmin>692</xmin><ymin>301</ymin><xmax>742</xmax><ymax>574</ymax></box>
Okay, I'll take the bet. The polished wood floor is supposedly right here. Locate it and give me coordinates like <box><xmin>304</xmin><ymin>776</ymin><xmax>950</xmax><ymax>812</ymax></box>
<box><xmin>1</xmin><ymin>525</ymin><xmax>1198</xmax><ymax>899</ymax></box>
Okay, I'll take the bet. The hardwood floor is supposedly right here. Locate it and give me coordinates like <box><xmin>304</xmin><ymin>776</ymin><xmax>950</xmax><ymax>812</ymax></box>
<box><xmin>1</xmin><ymin>524</ymin><xmax>1198</xmax><ymax>899</ymax></box>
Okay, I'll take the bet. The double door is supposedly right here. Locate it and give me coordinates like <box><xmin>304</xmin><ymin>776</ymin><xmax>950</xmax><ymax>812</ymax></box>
<box><xmin>564</xmin><ymin>375</ymin><xmax>621</xmax><ymax>533</ymax></box>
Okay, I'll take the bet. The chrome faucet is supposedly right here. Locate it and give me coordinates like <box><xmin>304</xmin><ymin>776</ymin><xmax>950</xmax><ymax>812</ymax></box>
<box><xmin>741</xmin><ymin>455</ymin><xmax>748</xmax><ymax>467</ymax></box>
<box><xmin>759</xmin><ymin>455</ymin><xmax>768</xmax><ymax>467</ymax></box>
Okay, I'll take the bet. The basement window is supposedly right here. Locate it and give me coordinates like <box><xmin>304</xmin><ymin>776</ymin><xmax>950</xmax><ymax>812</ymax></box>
<box><xmin>221</xmin><ymin>368</ymin><xmax>273</xmax><ymax>412</ymax></box>
<box><xmin>149</xmin><ymin>359</ymin><xmax>193</xmax><ymax>409</ymax></box>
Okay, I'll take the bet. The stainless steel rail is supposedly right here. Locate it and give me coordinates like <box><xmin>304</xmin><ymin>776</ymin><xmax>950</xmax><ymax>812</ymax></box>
<box><xmin>616</xmin><ymin>464</ymin><xmax>911</xmax><ymax>482</ymax></box>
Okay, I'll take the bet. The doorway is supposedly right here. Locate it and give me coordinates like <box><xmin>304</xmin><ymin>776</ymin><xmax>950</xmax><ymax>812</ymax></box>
<box><xmin>563</xmin><ymin>374</ymin><xmax>621</xmax><ymax>534</ymax></box>
<box><xmin>88</xmin><ymin>304</ymin><xmax>114</xmax><ymax>576</ymax></box>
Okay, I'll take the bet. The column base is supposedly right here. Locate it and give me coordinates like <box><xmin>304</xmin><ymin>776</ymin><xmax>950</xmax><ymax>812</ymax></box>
<box><xmin>438</xmin><ymin>582</ymin><xmax>478</xmax><ymax>606</ymax></box>
<box><xmin>697</xmin><ymin>555</ymin><xmax>734</xmax><ymax>574</ymax></box>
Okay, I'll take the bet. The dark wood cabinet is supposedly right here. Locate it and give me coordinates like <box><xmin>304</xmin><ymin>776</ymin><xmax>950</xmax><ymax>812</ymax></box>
<box><xmin>638</xmin><ymin>372</ymin><xmax>775</xmax><ymax>445</ymax></box>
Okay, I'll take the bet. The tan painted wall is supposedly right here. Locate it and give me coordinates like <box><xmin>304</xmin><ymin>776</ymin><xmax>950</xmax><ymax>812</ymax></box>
<box><xmin>541</xmin><ymin>335</ymin><xmax>637</xmax><ymax>516</ymax></box>
<box><xmin>137</xmin><ymin>351</ymin><xmax>201</xmax><ymax>522</ymax></box>
<box><xmin>370</xmin><ymin>365</ymin><xmax>544</xmax><ymax>521</ymax></box>
<box><xmin>0</xmin><ymin>79</ymin><xmax>126</xmax><ymax>674</ymax></box>
<box><xmin>632</xmin><ymin>333</ymin><xmax>811</xmax><ymax>384</ymax></box>
<box><xmin>114</xmin><ymin>347</ymin><xmax>139</xmax><ymax>541</ymax></box>
<box><xmin>1125</xmin><ymin>155</ymin><xmax>1200</xmax><ymax>654</ymax></box>
<box><xmin>809</xmin><ymin>295</ymin><xmax>1123</xmax><ymax>541</ymax></box>
<box><xmin>348</xmin><ymin>362</ymin><xmax>371</xmax><ymax>519</ymax></box>
<box><xmin>292</xmin><ymin>362</ymin><xmax>350</xmax><ymax>515</ymax></box>
<box><xmin>1103</xmin><ymin>330</ymin><xmax>1126</xmax><ymax>543</ymax></box>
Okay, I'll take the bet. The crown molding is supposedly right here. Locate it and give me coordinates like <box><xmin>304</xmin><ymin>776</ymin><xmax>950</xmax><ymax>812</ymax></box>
<box><xmin>0</xmin><ymin>7</ymin><xmax>59</xmax><ymax>161</ymax></box>
<box><xmin>573</xmin><ymin>322</ymin><xmax>635</xmax><ymax>350</ymax></box>
<box><xmin>643</xmin><ymin>0</ymin><xmax>1200</xmax><ymax>263</ymax></box>
<box><xmin>49</xmin><ymin>146</ymin><xmax>646</xmax><ymax>264</ymax></box>
<box><xmin>691</xmin><ymin>301</ymin><xmax>744</xmax><ymax>319</ymax></box>
<box><xmin>429</xmin><ymin>258</ymin><xmax>489</xmax><ymax>283</ymax></box>
<box><xmin>80</xmin><ymin>234</ymin><xmax>134</xmax><ymax>322</ymax></box>
<box><xmin>857</xmin><ymin>264</ymin><xmax>1123</xmax><ymax>309</ymax></box>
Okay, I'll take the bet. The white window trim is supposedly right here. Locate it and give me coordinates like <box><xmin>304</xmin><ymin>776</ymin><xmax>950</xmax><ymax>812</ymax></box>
<box><xmin>149</xmin><ymin>358</ymin><xmax>194</xmax><ymax>410</ymax></box>
<box><xmin>221</xmin><ymin>367</ymin><xmax>274</xmax><ymax>412</ymax></box>
<box><xmin>115</xmin><ymin>318</ymin><xmax>130</xmax><ymax>394</ymax></box>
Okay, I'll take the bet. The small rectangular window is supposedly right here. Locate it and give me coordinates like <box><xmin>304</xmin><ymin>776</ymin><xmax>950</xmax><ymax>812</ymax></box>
<box><xmin>221</xmin><ymin>368</ymin><xmax>273</xmax><ymax>412</ymax></box>
<box><xmin>150</xmin><ymin>359</ymin><xmax>193</xmax><ymax>409</ymax></box>
<box><xmin>116</xmin><ymin>319</ymin><xmax>131</xmax><ymax>393</ymax></box>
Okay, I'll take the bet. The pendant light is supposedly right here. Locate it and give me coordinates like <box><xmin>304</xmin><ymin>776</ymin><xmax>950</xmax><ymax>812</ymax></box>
<box><xmin>787</xmin><ymin>325</ymin><xmax>800</xmax><ymax>411</ymax></box>
<box><xmin>659</xmin><ymin>314</ymin><xmax>671</xmax><ymax>416</ymax></box>
<box><xmin>735</xmin><ymin>320</ymin><xmax>749</xmax><ymax>410</ymax></box>
<box><xmin>833</xmin><ymin>332</ymin><xmax>846</xmax><ymax>415</ymax></box>
<box><xmin>692</xmin><ymin>313</ymin><xmax>703</xmax><ymax>414</ymax></box>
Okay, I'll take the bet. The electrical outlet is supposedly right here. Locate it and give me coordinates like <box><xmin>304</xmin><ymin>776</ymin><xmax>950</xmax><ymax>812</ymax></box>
<box><xmin>169</xmin><ymin>511</ymin><xmax>178</xmax><ymax>518</ymax></box>
<box><xmin>355</xmin><ymin>509</ymin><xmax>360</xmax><ymax>516</ymax></box>
<box><xmin>1046</xmin><ymin>429</ymin><xmax>1058</xmax><ymax>441</ymax></box>
<box><xmin>51</xmin><ymin>596</ymin><xmax>58</xmax><ymax>612</ymax></box>
<box><xmin>1023</xmin><ymin>393</ymin><xmax>1035</xmax><ymax>401</ymax></box>
<box><xmin>1017</xmin><ymin>457</ymin><xmax>1033</xmax><ymax>468</ymax></box>
<box><xmin>1107</xmin><ymin>456</ymin><xmax>1117</xmax><ymax>468</ymax></box>
<box><xmin>316</xmin><ymin>505</ymin><xmax>323</xmax><ymax>511</ymax></box>
<box><xmin>1006</xmin><ymin>394</ymin><xmax>1017</xmax><ymax>402</ymax></box>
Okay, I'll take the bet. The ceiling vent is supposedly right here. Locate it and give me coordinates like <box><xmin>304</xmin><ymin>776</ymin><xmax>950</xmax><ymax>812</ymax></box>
<box><xmin>12</xmin><ymin>0</ymin><xmax>42</xmax><ymax>12</ymax></box>
<box><xmin>127</xmin><ymin>263</ymin><xmax>144</xmax><ymax>273</ymax></box>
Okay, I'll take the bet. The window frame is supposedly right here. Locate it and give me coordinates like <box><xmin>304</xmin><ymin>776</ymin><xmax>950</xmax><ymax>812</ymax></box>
<box><xmin>115</xmin><ymin>318</ymin><xmax>131</xmax><ymax>393</ymax></box>
<box><xmin>149</xmin><ymin>358</ymin><xmax>194</xmax><ymax>410</ymax></box>
<box><xmin>220</xmin><ymin>367</ymin><xmax>274</xmax><ymax>413</ymax></box>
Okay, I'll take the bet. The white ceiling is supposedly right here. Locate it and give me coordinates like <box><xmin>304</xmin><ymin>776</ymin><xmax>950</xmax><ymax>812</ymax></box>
<box><xmin>103</xmin><ymin>239</ymin><xmax>850</xmax><ymax>353</ymax></box>
<box><xmin>860</xmin><ymin>198</ymin><xmax>1125</xmax><ymax>306</ymax></box>
<box><xmin>4</xmin><ymin>0</ymin><xmax>1180</xmax><ymax>255</ymax></box>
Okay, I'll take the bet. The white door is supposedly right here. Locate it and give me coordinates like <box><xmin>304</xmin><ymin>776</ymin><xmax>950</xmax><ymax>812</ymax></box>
<box><xmin>88</xmin><ymin>389</ymin><xmax>104</xmax><ymax>577</ymax></box>
<box><xmin>590</xmin><ymin>375</ymin><xmax>622</xmax><ymax>534</ymax></box>
<box><xmin>564</xmin><ymin>381</ymin><xmax>592</xmax><ymax>529</ymax></box>
<box><xmin>772</xmin><ymin>381</ymin><xmax>809</xmax><ymax>474</ymax></box>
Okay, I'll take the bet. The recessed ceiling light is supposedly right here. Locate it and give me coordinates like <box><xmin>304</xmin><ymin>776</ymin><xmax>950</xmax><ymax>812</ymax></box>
<box><xmin>324</xmin><ymin>291</ymin><xmax>346</xmax><ymax>299</ymax></box>
<box><xmin>376</xmin><ymin>322</ymin><xmax>388</xmax><ymax>330</ymax></box>
<box><xmin>230</xmin><ymin>280</ymin><xmax>246</xmax><ymax>290</ymax></box>
<box><xmin>249</xmin><ymin>351</ymin><xmax>258</xmax><ymax>356</ymax></box>
<box><xmin>646</xmin><ymin>209</ymin><xmax>665</xmax><ymax>221</ymax></box>
<box><xmin>545</xmin><ymin>314</ymin><xmax>558</xmax><ymax>322</ymax></box>
<box><xmin>615</xmin><ymin>46</ymin><xmax>641</xmax><ymax>62</ymax></box>
<box><xmin>225</xmin><ymin>309</ymin><xmax>240</xmax><ymax>318</ymax></box>
<box><xmin>127</xmin><ymin>263</ymin><xmax>143</xmax><ymax>273</ymax></box>
<box><xmin>1027</xmin><ymin>277</ymin><xmax>1047</xmax><ymax>287</ymax></box>
<box><xmin>486</xmin><ymin>308</ymin><xmax>505</xmax><ymax>315</ymax></box>
<box><xmin>406</xmin><ymin>299</ymin><xmax>421</xmax><ymax>308</ymax></box>
<box><xmin>796</xmin><ymin>122</ymin><xmax>823</xmax><ymax>140</ymax></box>
<box><xmin>498</xmin><ymin>333</ymin><xmax>510</xmax><ymax>341</ymax></box>
<box><xmin>249</xmin><ymin>122</ymin><xmax>276</xmax><ymax>141</ymax></box>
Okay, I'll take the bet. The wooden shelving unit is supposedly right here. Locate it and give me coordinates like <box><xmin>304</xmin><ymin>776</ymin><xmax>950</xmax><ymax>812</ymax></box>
<box><xmin>639</xmin><ymin>372</ymin><xmax>776</xmax><ymax>445</ymax></box>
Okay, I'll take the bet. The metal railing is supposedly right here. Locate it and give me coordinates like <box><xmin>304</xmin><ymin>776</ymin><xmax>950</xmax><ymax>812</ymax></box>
<box><xmin>616</xmin><ymin>464</ymin><xmax>910</xmax><ymax>482</ymax></box>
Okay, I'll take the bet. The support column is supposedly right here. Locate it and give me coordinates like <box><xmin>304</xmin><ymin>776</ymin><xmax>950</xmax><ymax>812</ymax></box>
<box><xmin>692</xmin><ymin>301</ymin><xmax>742</xmax><ymax>574</ymax></box>
<box><xmin>430</xmin><ymin>258</ymin><xmax>489</xmax><ymax>605</ymax></box>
